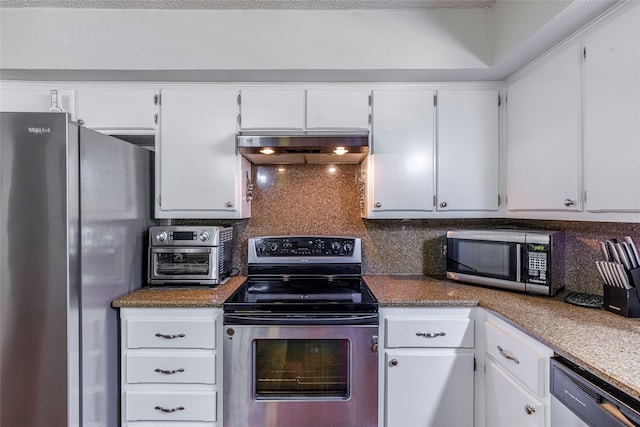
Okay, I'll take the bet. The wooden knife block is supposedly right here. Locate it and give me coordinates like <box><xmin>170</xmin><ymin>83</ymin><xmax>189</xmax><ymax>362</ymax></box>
<box><xmin>603</xmin><ymin>268</ymin><xmax>640</xmax><ymax>318</ymax></box>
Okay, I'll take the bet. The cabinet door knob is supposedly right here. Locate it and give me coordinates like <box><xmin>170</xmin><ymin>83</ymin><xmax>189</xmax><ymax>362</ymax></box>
<box><xmin>524</xmin><ymin>405</ymin><xmax>536</xmax><ymax>415</ymax></box>
<box><xmin>389</xmin><ymin>359</ymin><xmax>398</xmax><ymax>367</ymax></box>
<box><xmin>226</xmin><ymin>201</ymin><xmax>234</xmax><ymax>208</ymax></box>
<box><xmin>564</xmin><ymin>199</ymin><xmax>576</xmax><ymax>207</ymax></box>
<box><xmin>439</xmin><ymin>201</ymin><xmax>447</xmax><ymax>208</ymax></box>
<box><xmin>375</xmin><ymin>202</ymin><xmax>382</xmax><ymax>208</ymax></box>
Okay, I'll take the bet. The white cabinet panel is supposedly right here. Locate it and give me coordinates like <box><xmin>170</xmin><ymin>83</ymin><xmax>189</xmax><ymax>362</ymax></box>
<box><xmin>0</xmin><ymin>88</ymin><xmax>74</xmax><ymax>115</ymax></box>
<box><xmin>369</xmin><ymin>88</ymin><xmax>435</xmax><ymax>214</ymax></box>
<box><xmin>584</xmin><ymin>2</ymin><xmax>640</xmax><ymax>213</ymax></box>
<box><xmin>385</xmin><ymin>317</ymin><xmax>474</xmax><ymax>348</ymax></box>
<box><xmin>437</xmin><ymin>89</ymin><xmax>500</xmax><ymax>211</ymax></box>
<box><xmin>239</xmin><ymin>88</ymin><xmax>304</xmax><ymax>129</ymax></box>
<box><xmin>384</xmin><ymin>350</ymin><xmax>474</xmax><ymax>427</ymax></box>
<box><xmin>306</xmin><ymin>89</ymin><xmax>370</xmax><ymax>129</ymax></box>
<box><xmin>157</xmin><ymin>88</ymin><xmax>251</xmax><ymax>219</ymax></box>
<box><xmin>485</xmin><ymin>359</ymin><xmax>545</xmax><ymax>427</ymax></box>
<box><xmin>506</xmin><ymin>42</ymin><xmax>582</xmax><ymax>213</ymax></box>
<box><xmin>76</xmin><ymin>88</ymin><xmax>157</xmax><ymax>130</ymax></box>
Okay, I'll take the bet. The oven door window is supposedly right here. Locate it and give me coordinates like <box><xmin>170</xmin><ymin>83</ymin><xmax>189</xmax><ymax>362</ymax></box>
<box><xmin>253</xmin><ymin>339</ymin><xmax>350</xmax><ymax>400</ymax></box>
<box><xmin>153</xmin><ymin>248</ymin><xmax>212</xmax><ymax>276</ymax></box>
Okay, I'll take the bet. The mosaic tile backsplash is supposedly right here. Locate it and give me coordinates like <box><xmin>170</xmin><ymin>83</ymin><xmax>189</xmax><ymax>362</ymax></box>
<box><xmin>178</xmin><ymin>164</ymin><xmax>640</xmax><ymax>296</ymax></box>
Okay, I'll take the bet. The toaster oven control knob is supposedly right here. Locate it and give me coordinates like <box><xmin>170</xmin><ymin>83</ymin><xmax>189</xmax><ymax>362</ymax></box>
<box><xmin>156</xmin><ymin>231</ymin><xmax>168</xmax><ymax>242</ymax></box>
<box><xmin>199</xmin><ymin>231</ymin><xmax>209</xmax><ymax>242</ymax></box>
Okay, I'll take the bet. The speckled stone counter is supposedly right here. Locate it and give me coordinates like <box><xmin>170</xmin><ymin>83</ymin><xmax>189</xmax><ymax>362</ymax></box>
<box><xmin>112</xmin><ymin>274</ymin><xmax>640</xmax><ymax>402</ymax></box>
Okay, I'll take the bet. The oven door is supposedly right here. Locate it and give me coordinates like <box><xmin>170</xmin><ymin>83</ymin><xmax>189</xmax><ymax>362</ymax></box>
<box><xmin>148</xmin><ymin>246</ymin><xmax>218</xmax><ymax>284</ymax></box>
<box><xmin>223</xmin><ymin>323</ymin><xmax>379</xmax><ymax>427</ymax></box>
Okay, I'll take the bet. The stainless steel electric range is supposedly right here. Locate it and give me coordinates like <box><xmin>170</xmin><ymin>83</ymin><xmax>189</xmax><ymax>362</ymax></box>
<box><xmin>223</xmin><ymin>236</ymin><xmax>379</xmax><ymax>427</ymax></box>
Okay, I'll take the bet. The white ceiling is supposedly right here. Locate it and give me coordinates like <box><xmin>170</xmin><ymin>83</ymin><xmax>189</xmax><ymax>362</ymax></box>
<box><xmin>0</xmin><ymin>0</ymin><xmax>497</xmax><ymax>10</ymax></box>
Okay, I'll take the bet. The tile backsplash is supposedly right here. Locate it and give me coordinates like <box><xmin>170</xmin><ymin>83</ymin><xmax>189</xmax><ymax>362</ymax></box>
<box><xmin>179</xmin><ymin>164</ymin><xmax>640</xmax><ymax>296</ymax></box>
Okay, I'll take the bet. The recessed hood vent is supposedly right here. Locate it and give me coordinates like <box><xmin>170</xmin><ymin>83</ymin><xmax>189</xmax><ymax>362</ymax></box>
<box><xmin>237</xmin><ymin>130</ymin><xmax>369</xmax><ymax>165</ymax></box>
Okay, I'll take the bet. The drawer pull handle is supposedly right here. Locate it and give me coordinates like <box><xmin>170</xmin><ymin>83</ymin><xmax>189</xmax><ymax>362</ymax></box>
<box><xmin>155</xmin><ymin>406</ymin><xmax>185</xmax><ymax>413</ymax></box>
<box><xmin>524</xmin><ymin>404</ymin><xmax>536</xmax><ymax>415</ymax></box>
<box><xmin>155</xmin><ymin>333</ymin><xmax>185</xmax><ymax>339</ymax></box>
<box><xmin>497</xmin><ymin>345</ymin><xmax>520</xmax><ymax>364</ymax></box>
<box><xmin>416</xmin><ymin>332</ymin><xmax>446</xmax><ymax>338</ymax></box>
<box><xmin>154</xmin><ymin>368</ymin><xmax>185</xmax><ymax>375</ymax></box>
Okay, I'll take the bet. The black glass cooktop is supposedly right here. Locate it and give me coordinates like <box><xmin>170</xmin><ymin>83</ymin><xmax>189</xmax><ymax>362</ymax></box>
<box><xmin>224</xmin><ymin>277</ymin><xmax>378</xmax><ymax>314</ymax></box>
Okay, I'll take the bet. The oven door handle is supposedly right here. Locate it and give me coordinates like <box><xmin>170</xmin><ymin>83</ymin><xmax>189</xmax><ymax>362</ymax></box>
<box><xmin>223</xmin><ymin>313</ymin><xmax>379</xmax><ymax>326</ymax></box>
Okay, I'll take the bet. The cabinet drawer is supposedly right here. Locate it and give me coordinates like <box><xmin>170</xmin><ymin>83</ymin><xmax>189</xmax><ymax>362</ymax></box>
<box><xmin>125</xmin><ymin>391</ymin><xmax>216</xmax><ymax>422</ymax></box>
<box><xmin>127</xmin><ymin>319</ymin><xmax>215</xmax><ymax>349</ymax></box>
<box><xmin>126</xmin><ymin>352</ymin><xmax>215</xmax><ymax>384</ymax></box>
<box><xmin>485</xmin><ymin>321</ymin><xmax>546</xmax><ymax>395</ymax></box>
<box><xmin>385</xmin><ymin>317</ymin><xmax>474</xmax><ymax>348</ymax></box>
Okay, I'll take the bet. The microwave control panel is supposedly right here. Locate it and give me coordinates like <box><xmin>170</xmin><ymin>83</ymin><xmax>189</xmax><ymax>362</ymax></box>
<box><xmin>526</xmin><ymin>244</ymin><xmax>550</xmax><ymax>284</ymax></box>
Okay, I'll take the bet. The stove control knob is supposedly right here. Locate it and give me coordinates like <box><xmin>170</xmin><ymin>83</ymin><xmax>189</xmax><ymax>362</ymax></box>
<box><xmin>257</xmin><ymin>242</ymin><xmax>267</xmax><ymax>254</ymax></box>
<box><xmin>269</xmin><ymin>242</ymin><xmax>279</xmax><ymax>252</ymax></box>
<box><xmin>331</xmin><ymin>241</ymin><xmax>341</xmax><ymax>253</ymax></box>
<box><xmin>156</xmin><ymin>231</ymin><xmax>168</xmax><ymax>242</ymax></box>
<box><xmin>199</xmin><ymin>231</ymin><xmax>210</xmax><ymax>242</ymax></box>
<box><xmin>343</xmin><ymin>242</ymin><xmax>354</xmax><ymax>254</ymax></box>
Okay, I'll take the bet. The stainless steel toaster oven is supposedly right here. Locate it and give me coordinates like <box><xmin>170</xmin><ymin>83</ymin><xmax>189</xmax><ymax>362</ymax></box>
<box><xmin>148</xmin><ymin>225</ymin><xmax>233</xmax><ymax>286</ymax></box>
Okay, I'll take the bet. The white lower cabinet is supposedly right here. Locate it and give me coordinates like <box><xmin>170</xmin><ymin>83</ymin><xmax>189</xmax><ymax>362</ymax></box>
<box><xmin>120</xmin><ymin>308</ymin><xmax>221</xmax><ymax>427</ymax></box>
<box><xmin>380</xmin><ymin>307</ymin><xmax>475</xmax><ymax>427</ymax></box>
<box><xmin>482</xmin><ymin>313</ymin><xmax>553</xmax><ymax>427</ymax></box>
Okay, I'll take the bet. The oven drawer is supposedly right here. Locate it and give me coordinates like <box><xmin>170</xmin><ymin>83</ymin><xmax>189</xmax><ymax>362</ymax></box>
<box><xmin>125</xmin><ymin>390</ymin><xmax>217</xmax><ymax>422</ymax></box>
<box><xmin>126</xmin><ymin>352</ymin><xmax>215</xmax><ymax>384</ymax></box>
<box><xmin>126</xmin><ymin>319</ymin><xmax>216</xmax><ymax>349</ymax></box>
<box><xmin>485</xmin><ymin>320</ymin><xmax>546</xmax><ymax>396</ymax></box>
<box><xmin>385</xmin><ymin>317</ymin><xmax>474</xmax><ymax>348</ymax></box>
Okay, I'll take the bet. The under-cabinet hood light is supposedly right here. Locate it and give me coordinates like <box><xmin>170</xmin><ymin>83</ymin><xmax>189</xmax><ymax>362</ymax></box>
<box><xmin>333</xmin><ymin>147</ymin><xmax>348</xmax><ymax>155</ymax></box>
<box><xmin>260</xmin><ymin>148</ymin><xmax>275</xmax><ymax>155</ymax></box>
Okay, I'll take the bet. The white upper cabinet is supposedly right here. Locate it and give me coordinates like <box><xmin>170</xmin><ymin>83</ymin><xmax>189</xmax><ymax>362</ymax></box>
<box><xmin>156</xmin><ymin>88</ymin><xmax>251</xmax><ymax>219</ymax></box>
<box><xmin>0</xmin><ymin>87</ymin><xmax>74</xmax><ymax>116</ymax></box>
<box><xmin>437</xmin><ymin>89</ymin><xmax>500</xmax><ymax>212</ymax></box>
<box><xmin>238</xmin><ymin>87</ymin><xmax>370</xmax><ymax>130</ymax></box>
<box><xmin>584</xmin><ymin>2</ymin><xmax>640</xmax><ymax>214</ymax></box>
<box><xmin>306</xmin><ymin>89</ymin><xmax>370</xmax><ymax>129</ymax></box>
<box><xmin>366</xmin><ymin>88</ymin><xmax>436</xmax><ymax>217</ymax></box>
<box><xmin>75</xmin><ymin>88</ymin><xmax>158</xmax><ymax>130</ymax></box>
<box><xmin>506</xmin><ymin>41</ymin><xmax>582</xmax><ymax>215</ymax></box>
<box><xmin>239</xmin><ymin>88</ymin><xmax>305</xmax><ymax>129</ymax></box>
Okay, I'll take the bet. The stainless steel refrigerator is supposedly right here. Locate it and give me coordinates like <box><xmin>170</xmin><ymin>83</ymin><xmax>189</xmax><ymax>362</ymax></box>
<box><xmin>1</xmin><ymin>112</ymin><xmax>156</xmax><ymax>427</ymax></box>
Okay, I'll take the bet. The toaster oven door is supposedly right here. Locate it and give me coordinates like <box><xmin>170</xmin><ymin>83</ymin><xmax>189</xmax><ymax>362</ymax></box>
<box><xmin>149</xmin><ymin>247</ymin><xmax>218</xmax><ymax>284</ymax></box>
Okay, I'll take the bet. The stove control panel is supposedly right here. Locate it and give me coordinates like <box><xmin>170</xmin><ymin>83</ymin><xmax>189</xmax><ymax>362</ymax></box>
<box><xmin>252</xmin><ymin>237</ymin><xmax>357</xmax><ymax>257</ymax></box>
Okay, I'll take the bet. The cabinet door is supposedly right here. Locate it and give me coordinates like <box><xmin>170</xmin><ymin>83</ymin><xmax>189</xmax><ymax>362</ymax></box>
<box><xmin>384</xmin><ymin>349</ymin><xmax>474</xmax><ymax>427</ymax></box>
<box><xmin>506</xmin><ymin>42</ymin><xmax>582</xmax><ymax>212</ymax></box>
<box><xmin>437</xmin><ymin>89</ymin><xmax>500</xmax><ymax>211</ymax></box>
<box><xmin>306</xmin><ymin>89</ymin><xmax>370</xmax><ymax>129</ymax></box>
<box><xmin>239</xmin><ymin>88</ymin><xmax>304</xmax><ymax>129</ymax></box>
<box><xmin>584</xmin><ymin>2</ymin><xmax>640</xmax><ymax>213</ymax></box>
<box><xmin>485</xmin><ymin>359</ymin><xmax>545</xmax><ymax>427</ymax></box>
<box><xmin>158</xmin><ymin>88</ymin><xmax>242</xmax><ymax>217</ymax></box>
<box><xmin>76</xmin><ymin>88</ymin><xmax>157</xmax><ymax>130</ymax></box>
<box><xmin>0</xmin><ymin>88</ymin><xmax>74</xmax><ymax>115</ymax></box>
<box><xmin>369</xmin><ymin>89</ymin><xmax>435</xmax><ymax>214</ymax></box>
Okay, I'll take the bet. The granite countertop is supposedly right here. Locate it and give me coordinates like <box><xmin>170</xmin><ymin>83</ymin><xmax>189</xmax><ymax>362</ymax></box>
<box><xmin>112</xmin><ymin>275</ymin><xmax>640</xmax><ymax>401</ymax></box>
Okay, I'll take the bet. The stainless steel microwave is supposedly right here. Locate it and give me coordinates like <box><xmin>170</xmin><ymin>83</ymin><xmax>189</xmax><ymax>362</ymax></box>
<box><xmin>446</xmin><ymin>229</ymin><xmax>565</xmax><ymax>296</ymax></box>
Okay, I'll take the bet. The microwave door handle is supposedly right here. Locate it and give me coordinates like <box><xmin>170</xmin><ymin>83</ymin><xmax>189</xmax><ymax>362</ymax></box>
<box><xmin>516</xmin><ymin>244</ymin><xmax>522</xmax><ymax>282</ymax></box>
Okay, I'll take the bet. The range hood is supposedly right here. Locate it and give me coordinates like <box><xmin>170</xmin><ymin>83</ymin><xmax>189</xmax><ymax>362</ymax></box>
<box><xmin>237</xmin><ymin>130</ymin><xmax>369</xmax><ymax>165</ymax></box>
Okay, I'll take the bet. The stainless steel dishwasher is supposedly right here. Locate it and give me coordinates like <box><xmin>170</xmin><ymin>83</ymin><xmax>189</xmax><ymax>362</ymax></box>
<box><xmin>551</xmin><ymin>356</ymin><xmax>640</xmax><ymax>426</ymax></box>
